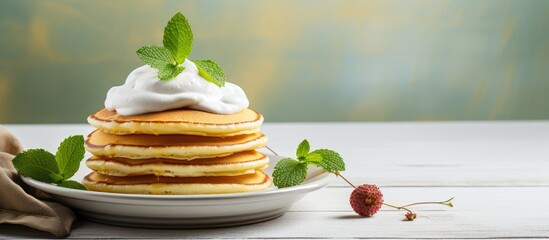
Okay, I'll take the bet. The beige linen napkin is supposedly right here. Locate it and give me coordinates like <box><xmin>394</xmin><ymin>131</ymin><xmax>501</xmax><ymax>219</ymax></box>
<box><xmin>0</xmin><ymin>126</ymin><xmax>75</xmax><ymax>237</ymax></box>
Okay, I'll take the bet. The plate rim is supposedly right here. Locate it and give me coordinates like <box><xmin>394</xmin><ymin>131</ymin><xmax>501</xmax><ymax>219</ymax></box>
<box><xmin>22</xmin><ymin>171</ymin><xmax>333</xmax><ymax>201</ymax></box>
<box><xmin>21</xmin><ymin>153</ymin><xmax>334</xmax><ymax>202</ymax></box>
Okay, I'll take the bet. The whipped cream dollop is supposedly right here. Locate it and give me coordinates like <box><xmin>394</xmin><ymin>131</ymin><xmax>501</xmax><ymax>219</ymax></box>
<box><xmin>105</xmin><ymin>59</ymin><xmax>249</xmax><ymax>115</ymax></box>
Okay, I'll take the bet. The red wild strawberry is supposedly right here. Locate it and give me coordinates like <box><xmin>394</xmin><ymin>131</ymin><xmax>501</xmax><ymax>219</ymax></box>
<box><xmin>349</xmin><ymin>184</ymin><xmax>384</xmax><ymax>217</ymax></box>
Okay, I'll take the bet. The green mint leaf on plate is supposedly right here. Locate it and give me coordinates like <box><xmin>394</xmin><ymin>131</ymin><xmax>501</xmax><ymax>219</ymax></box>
<box><xmin>194</xmin><ymin>59</ymin><xmax>226</xmax><ymax>87</ymax></box>
<box><xmin>272</xmin><ymin>158</ymin><xmax>308</xmax><ymax>188</ymax></box>
<box><xmin>158</xmin><ymin>63</ymin><xmax>185</xmax><ymax>81</ymax></box>
<box><xmin>296</xmin><ymin>139</ymin><xmax>310</xmax><ymax>160</ymax></box>
<box><xmin>272</xmin><ymin>139</ymin><xmax>346</xmax><ymax>188</ymax></box>
<box><xmin>12</xmin><ymin>135</ymin><xmax>87</xmax><ymax>190</ymax></box>
<box><xmin>136</xmin><ymin>46</ymin><xmax>176</xmax><ymax>69</ymax></box>
<box><xmin>56</xmin><ymin>135</ymin><xmax>85</xmax><ymax>179</ymax></box>
<box><xmin>12</xmin><ymin>149</ymin><xmax>63</xmax><ymax>183</ymax></box>
<box><xmin>58</xmin><ymin>180</ymin><xmax>87</xmax><ymax>190</ymax></box>
<box><xmin>163</xmin><ymin>12</ymin><xmax>193</xmax><ymax>64</ymax></box>
<box><xmin>310</xmin><ymin>149</ymin><xmax>345</xmax><ymax>173</ymax></box>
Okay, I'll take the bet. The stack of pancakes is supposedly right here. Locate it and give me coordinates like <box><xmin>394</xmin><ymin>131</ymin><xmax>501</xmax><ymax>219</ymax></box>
<box><xmin>82</xmin><ymin>108</ymin><xmax>272</xmax><ymax>194</ymax></box>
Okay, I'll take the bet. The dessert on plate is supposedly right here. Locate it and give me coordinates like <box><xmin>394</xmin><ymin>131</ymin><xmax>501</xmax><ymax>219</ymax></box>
<box><xmin>82</xmin><ymin>12</ymin><xmax>271</xmax><ymax>194</ymax></box>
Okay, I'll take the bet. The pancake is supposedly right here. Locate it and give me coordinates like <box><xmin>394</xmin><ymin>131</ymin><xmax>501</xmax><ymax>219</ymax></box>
<box><xmin>86</xmin><ymin>150</ymin><xmax>269</xmax><ymax>177</ymax></box>
<box><xmin>85</xmin><ymin>130</ymin><xmax>268</xmax><ymax>160</ymax></box>
<box><xmin>88</xmin><ymin>108</ymin><xmax>263</xmax><ymax>136</ymax></box>
<box><xmin>82</xmin><ymin>171</ymin><xmax>272</xmax><ymax>194</ymax></box>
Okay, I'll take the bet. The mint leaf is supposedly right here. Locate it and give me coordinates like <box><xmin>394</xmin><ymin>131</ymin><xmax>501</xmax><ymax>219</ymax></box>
<box><xmin>304</xmin><ymin>152</ymin><xmax>322</xmax><ymax>164</ymax></box>
<box><xmin>56</xmin><ymin>135</ymin><xmax>84</xmax><ymax>179</ymax></box>
<box><xmin>158</xmin><ymin>63</ymin><xmax>185</xmax><ymax>81</ymax></box>
<box><xmin>58</xmin><ymin>180</ymin><xmax>87</xmax><ymax>190</ymax></box>
<box><xmin>12</xmin><ymin>149</ymin><xmax>63</xmax><ymax>183</ymax></box>
<box><xmin>310</xmin><ymin>149</ymin><xmax>345</xmax><ymax>173</ymax></box>
<box><xmin>194</xmin><ymin>59</ymin><xmax>226</xmax><ymax>87</ymax></box>
<box><xmin>163</xmin><ymin>12</ymin><xmax>193</xmax><ymax>64</ymax></box>
<box><xmin>136</xmin><ymin>45</ymin><xmax>176</xmax><ymax>69</ymax></box>
<box><xmin>272</xmin><ymin>158</ymin><xmax>308</xmax><ymax>188</ymax></box>
<box><xmin>296</xmin><ymin>139</ymin><xmax>310</xmax><ymax>159</ymax></box>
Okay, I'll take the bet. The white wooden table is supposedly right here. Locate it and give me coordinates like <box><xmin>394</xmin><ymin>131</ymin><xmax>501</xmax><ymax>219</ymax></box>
<box><xmin>2</xmin><ymin>122</ymin><xmax>549</xmax><ymax>239</ymax></box>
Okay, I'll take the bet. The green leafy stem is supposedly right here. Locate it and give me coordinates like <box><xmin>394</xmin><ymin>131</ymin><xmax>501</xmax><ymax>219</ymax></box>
<box><xmin>136</xmin><ymin>12</ymin><xmax>225</xmax><ymax>86</ymax></box>
<box><xmin>272</xmin><ymin>139</ymin><xmax>345</xmax><ymax>188</ymax></box>
<box><xmin>12</xmin><ymin>135</ymin><xmax>87</xmax><ymax>190</ymax></box>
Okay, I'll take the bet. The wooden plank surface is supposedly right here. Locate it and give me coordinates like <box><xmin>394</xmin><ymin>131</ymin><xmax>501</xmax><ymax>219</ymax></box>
<box><xmin>1</xmin><ymin>187</ymin><xmax>548</xmax><ymax>238</ymax></box>
<box><xmin>2</xmin><ymin>122</ymin><xmax>549</xmax><ymax>239</ymax></box>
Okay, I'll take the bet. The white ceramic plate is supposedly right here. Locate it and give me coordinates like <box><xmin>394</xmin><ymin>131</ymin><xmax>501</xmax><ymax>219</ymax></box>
<box><xmin>22</xmin><ymin>154</ymin><xmax>333</xmax><ymax>228</ymax></box>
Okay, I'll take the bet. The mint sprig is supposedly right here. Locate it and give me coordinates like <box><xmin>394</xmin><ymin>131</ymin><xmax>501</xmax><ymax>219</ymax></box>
<box><xmin>12</xmin><ymin>135</ymin><xmax>87</xmax><ymax>190</ymax></box>
<box><xmin>272</xmin><ymin>139</ymin><xmax>346</xmax><ymax>188</ymax></box>
<box><xmin>136</xmin><ymin>12</ymin><xmax>226</xmax><ymax>86</ymax></box>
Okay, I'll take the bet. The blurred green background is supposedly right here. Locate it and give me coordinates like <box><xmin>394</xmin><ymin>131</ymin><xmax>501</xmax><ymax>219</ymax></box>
<box><xmin>1</xmin><ymin>0</ymin><xmax>548</xmax><ymax>123</ymax></box>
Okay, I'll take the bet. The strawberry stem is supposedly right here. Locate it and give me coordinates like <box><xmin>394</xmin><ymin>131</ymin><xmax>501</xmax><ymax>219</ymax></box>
<box><xmin>400</xmin><ymin>198</ymin><xmax>455</xmax><ymax>208</ymax></box>
<box><xmin>336</xmin><ymin>172</ymin><xmax>356</xmax><ymax>189</ymax></box>
<box><xmin>265</xmin><ymin>145</ymin><xmax>280</xmax><ymax>156</ymax></box>
<box><xmin>382</xmin><ymin>202</ymin><xmax>413</xmax><ymax>213</ymax></box>
<box><xmin>382</xmin><ymin>197</ymin><xmax>454</xmax><ymax>213</ymax></box>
